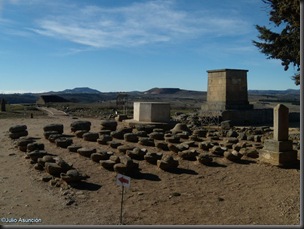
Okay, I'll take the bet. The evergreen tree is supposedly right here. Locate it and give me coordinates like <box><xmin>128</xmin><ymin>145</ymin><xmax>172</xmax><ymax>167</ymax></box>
<box><xmin>253</xmin><ymin>0</ymin><xmax>300</xmax><ymax>84</ymax></box>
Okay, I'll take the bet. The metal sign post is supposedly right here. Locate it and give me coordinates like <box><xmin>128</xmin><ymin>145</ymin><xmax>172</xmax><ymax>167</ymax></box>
<box><xmin>116</xmin><ymin>174</ymin><xmax>131</xmax><ymax>225</ymax></box>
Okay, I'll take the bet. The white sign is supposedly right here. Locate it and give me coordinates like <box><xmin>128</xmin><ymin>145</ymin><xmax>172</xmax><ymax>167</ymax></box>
<box><xmin>116</xmin><ymin>174</ymin><xmax>131</xmax><ymax>188</ymax></box>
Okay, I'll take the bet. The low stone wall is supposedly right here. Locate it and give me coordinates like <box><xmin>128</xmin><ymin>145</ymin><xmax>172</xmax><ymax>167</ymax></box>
<box><xmin>221</xmin><ymin>109</ymin><xmax>273</xmax><ymax>125</ymax></box>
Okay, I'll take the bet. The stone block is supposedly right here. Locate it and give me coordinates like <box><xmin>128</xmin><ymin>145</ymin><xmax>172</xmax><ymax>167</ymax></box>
<box><xmin>259</xmin><ymin>149</ymin><xmax>298</xmax><ymax>166</ymax></box>
<box><xmin>263</xmin><ymin>139</ymin><xmax>293</xmax><ymax>152</ymax></box>
<box><xmin>133</xmin><ymin>102</ymin><xmax>170</xmax><ymax>122</ymax></box>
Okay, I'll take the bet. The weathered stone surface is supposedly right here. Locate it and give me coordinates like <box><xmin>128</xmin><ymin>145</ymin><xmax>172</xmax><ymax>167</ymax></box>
<box><xmin>221</xmin><ymin>120</ymin><xmax>232</xmax><ymax>130</ymax></box>
<box><xmin>67</xmin><ymin>145</ymin><xmax>82</xmax><ymax>153</ymax></box>
<box><xmin>138</xmin><ymin>137</ymin><xmax>155</xmax><ymax>147</ymax></box>
<box><xmin>253</xmin><ymin>135</ymin><xmax>262</xmax><ymax>142</ymax></box>
<box><xmin>48</xmin><ymin>134</ymin><xmax>63</xmax><ymax>143</ymax></box>
<box><xmin>83</xmin><ymin>132</ymin><xmax>99</xmax><ymax>142</ymax></box>
<box><xmin>167</xmin><ymin>143</ymin><xmax>180</xmax><ymax>153</ymax></box>
<box><xmin>171</xmin><ymin>123</ymin><xmax>191</xmax><ymax>134</ymax></box>
<box><xmin>178</xmin><ymin>149</ymin><xmax>198</xmax><ymax>160</ymax></box>
<box><xmin>100</xmin><ymin>160</ymin><xmax>116</xmax><ymax>170</ymax></box>
<box><xmin>45</xmin><ymin>162</ymin><xmax>63</xmax><ymax>177</ymax></box>
<box><xmin>126</xmin><ymin>147</ymin><xmax>147</xmax><ymax>160</ymax></box>
<box><xmin>134</xmin><ymin>124</ymin><xmax>156</xmax><ymax>134</ymax></box>
<box><xmin>16</xmin><ymin>137</ymin><xmax>35</xmax><ymax>152</ymax></box>
<box><xmin>75</xmin><ymin>130</ymin><xmax>88</xmax><ymax>138</ymax></box>
<box><xmin>97</xmin><ymin>135</ymin><xmax>112</xmax><ymax>145</ymax></box>
<box><xmin>27</xmin><ymin>142</ymin><xmax>45</xmax><ymax>152</ymax></box>
<box><xmin>109</xmin><ymin>155</ymin><xmax>120</xmax><ymax>163</ymax></box>
<box><xmin>182</xmin><ymin>141</ymin><xmax>196</xmax><ymax>147</ymax></box>
<box><xmin>273</xmin><ymin>104</ymin><xmax>289</xmax><ymax>141</ymax></box>
<box><xmin>91</xmin><ymin>152</ymin><xmax>111</xmax><ymax>162</ymax></box>
<box><xmin>135</xmin><ymin>130</ymin><xmax>148</xmax><ymax>137</ymax></box>
<box><xmin>54</xmin><ymin>156</ymin><xmax>73</xmax><ymax>172</ymax></box>
<box><xmin>124</xmin><ymin>133</ymin><xmax>138</xmax><ymax>143</ymax></box>
<box><xmin>117</xmin><ymin>144</ymin><xmax>135</xmax><ymax>154</ymax></box>
<box><xmin>27</xmin><ymin>150</ymin><xmax>48</xmax><ymax>163</ymax></box>
<box><xmin>43</xmin><ymin>124</ymin><xmax>64</xmax><ymax>134</ymax></box>
<box><xmin>192</xmin><ymin>129</ymin><xmax>207</xmax><ymax>138</ymax></box>
<box><xmin>113</xmin><ymin>163</ymin><xmax>127</xmax><ymax>174</ymax></box>
<box><xmin>9</xmin><ymin>131</ymin><xmax>28</xmax><ymax>139</ymax></box>
<box><xmin>210</xmin><ymin>146</ymin><xmax>225</xmax><ymax>156</ymax></box>
<box><xmin>120</xmin><ymin>156</ymin><xmax>139</xmax><ymax>169</ymax></box>
<box><xmin>70</xmin><ymin>120</ymin><xmax>91</xmax><ymax>132</ymax></box>
<box><xmin>157</xmin><ymin>155</ymin><xmax>178</xmax><ymax>171</ymax></box>
<box><xmin>226</xmin><ymin>130</ymin><xmax>238</xmax><ymax>138</ymax></box>
<box><xmin>224</xmin><ymin>150</ymin><xmax>242</xmax><ymax>162</ymax></box>
<box><xmin>55</xmin><ymin>138</ymin><xmax>73</xmax><ymax>148</ymax></box>
<box><xmin>176</xmin><ymin>143</ymin><xmax>189</xmax><ymax>151</ymax></box>
<box><xmin>111</xmin><ymin>127</ymin><xmax>133</xmax><ymax>139</ymax></box>
<box><xmin>176</xmin><ymin>132</ymin><xmax>190</xmax><ymax>139</ymax></box>
<box><xmin>109</xmin><ymin>141</ymin><xmax>122</xmax><ymax>149</ymax></box>
<box><xmin>100</xmin><ymin>120</ymin><xmax>118</xmax><ymax>131</ymax></box>
<box><xmin>224</xmin><ymin>137</ymin><xmax>239</xmax><ymax>144</ymax></box>
<box><xmin>259</xmin><ymin>149</ymin><xmax>298</xmax><ymax>166</ymax></box>
<box><xmin>37</xmin><ymin>155</ymin><xmax>55</xmax><ymax>167</ymax></box>
<box><xmin>149</xmin><ymin>132</ymin><xmax>164</xmax><ymax>140</ymax></box>
<box><xmin>263</xmin><ymin>140</ymin><xmax>293</xmax><ymax>152</ymax></box>
<box><xmin>61</xmin><ymin>169</ymin><xmax>88</xmax><ymax>183</ymax></box>
<box><xmin>9</xmin><ymin>125</ymin><xmax>27</xmax><ymax>133</ymax></box>
<box><xmin>196</xmin><ymin>153</ymin><xmax>213</xmax><ymax>165</ymax></box>
<box><xmin>44</xmin><ymin>131</ymin><xmax>60</xmax><ymax>139</ymax></box>
<box><xmin>165</xmin><ymin>135</ymin><xmax>180</xmax><ymax>143</ymax></box>
<box><xmin>237</xmin><ymin>132</ymin><xmax>247</xmax><ymax>140</ymax></box>
<box><xmin>77</xmin><ymin>148</ymin><xmax>96</xmax><ymax>157</ymax></box>
<box><xmin>155</xmin><ymin>142</ymin><xmax>169</xmax><ymax>151</ymax></box>
<box><xmin>144</xmin><ymin>152</ymin><xmax>163</xmax><ymax>164</ymax></box>
<box><xmin>198</xmin><ymin>141</ymin><xmax>213</xmax><ymax>151</ymax></box>
<box><xmin>240</xmin><ymin>148</ymin><xmax>259</xmax><ymax>158</ymax></box>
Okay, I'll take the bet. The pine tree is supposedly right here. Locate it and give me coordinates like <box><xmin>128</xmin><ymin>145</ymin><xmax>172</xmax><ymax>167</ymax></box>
<box><xmin>253</xmin><ymin>0</ymin><xmax>300</xmax><ymax>84</ymax></box>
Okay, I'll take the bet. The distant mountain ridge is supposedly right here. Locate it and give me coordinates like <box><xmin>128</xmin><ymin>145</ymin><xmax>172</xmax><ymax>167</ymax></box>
<box><xmin>0</xmin><ymin>87</ymin><xmax>300</xmax><ymax>104</ymax></box>
<box><xmin>47</xmin><ymin>87</ymin><xmax>101</xmax><ymax>94</ymax></box>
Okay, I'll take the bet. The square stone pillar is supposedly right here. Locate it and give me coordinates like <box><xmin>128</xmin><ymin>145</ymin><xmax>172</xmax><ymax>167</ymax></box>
<box><xmin>201</xmin><ymin>69</ymin><xmax>253</xmax><ymax>111</ymax></box>
<box><xmin>259</xmin><ymin>104</ymin><xmax>297</xmax><ymax>166</ymax></box>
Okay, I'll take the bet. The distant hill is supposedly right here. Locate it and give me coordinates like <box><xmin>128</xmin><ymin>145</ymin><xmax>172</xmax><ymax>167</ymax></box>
<box><xmin>0</xmin><ymin>87</ymin><xmax>300</xmax><ymax>104</ymax></box>
<box><xmin>48</xmin><ymin>87</ymin><xmax>101</xmax><ymax>94</ymax></box>
<box><xmin>144</xmin><ymin>88</ymin><xmax>181</xmax><ymax>95</ymax></box>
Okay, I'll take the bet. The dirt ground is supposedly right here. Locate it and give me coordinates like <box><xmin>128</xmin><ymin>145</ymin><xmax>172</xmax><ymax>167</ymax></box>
<box><xmin>0</xmin><ymin>113</ymin><xmax>301</xmax><ymax>226</ymax></box>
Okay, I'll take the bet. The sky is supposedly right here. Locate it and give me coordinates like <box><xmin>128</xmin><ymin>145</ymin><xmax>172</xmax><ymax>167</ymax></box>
<box><xmin>0</xmin><ymin>0</ymin><xmax>300</xmax><ymax>93</ymax></box>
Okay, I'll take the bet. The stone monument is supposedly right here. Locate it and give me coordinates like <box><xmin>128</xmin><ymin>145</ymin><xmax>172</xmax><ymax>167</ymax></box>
<box><xmin>259</xmin><ymin>104</ymin><xmax>297</xmax><ymax>166</ymax></box>
<box><xmin>200</xmin><ymin>68</ymin><xmax>272</xmax><ymax>125</ymax></box>
<box><xmin>202</xmin><ymin>69</ymin><xmax>253</xmax><ymax>111</ymax></box>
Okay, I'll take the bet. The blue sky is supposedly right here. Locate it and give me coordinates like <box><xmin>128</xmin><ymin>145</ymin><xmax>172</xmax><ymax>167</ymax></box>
<box><xmin>0</xmin><ymin>0</ymin><xmax>300</xmax><ymax>93</ymax></box>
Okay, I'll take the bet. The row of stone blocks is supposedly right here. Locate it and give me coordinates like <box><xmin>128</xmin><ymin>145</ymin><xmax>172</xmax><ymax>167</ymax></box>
<box><xmin>13</xmin><ymin>135</ymin><xmax>89</xmax><ymax>185</ymax></box>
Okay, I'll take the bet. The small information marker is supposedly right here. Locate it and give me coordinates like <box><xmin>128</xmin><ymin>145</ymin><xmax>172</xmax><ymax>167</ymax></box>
<box><xmin>116</xmin><ymin>173</ymin><xmax>131</xmax><ymax>188</ymax></box>
<box><xmin>116</xmin><ymin>174</ymin><xmax>131</xmax><ymax>225</ymax></box>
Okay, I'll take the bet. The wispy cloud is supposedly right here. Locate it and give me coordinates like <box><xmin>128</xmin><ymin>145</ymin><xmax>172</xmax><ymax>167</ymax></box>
<box><xmin>29</xmin><ymin>0</ymin><xmax>251</xmax><ymax>49</ymax></box>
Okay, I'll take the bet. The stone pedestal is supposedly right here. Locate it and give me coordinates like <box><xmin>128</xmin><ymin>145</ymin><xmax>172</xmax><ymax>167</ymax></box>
<box><xmin>259</xmin><ymin>139</ymin><xmax>297</xmax><ymax>166</ymax></box>
<box><xmin>133</xmin><ymin>102</ymin><xmax>170</xmax><ymax>123</ymax></box>
<box><xmin>259</xmin><ymin>104</ymin><xmax>298</xmax><ymax>167</ymax></box>
<box><xmin>201</xmin><ymin>69</ymin><xmax>253</xmax><ymax>111</ymax></box>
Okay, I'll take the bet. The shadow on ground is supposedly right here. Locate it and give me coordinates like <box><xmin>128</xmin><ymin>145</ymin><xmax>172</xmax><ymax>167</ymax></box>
<box><xmin>69</xmin><ymin>181</ymin><xmax>102</xmax><ymax>191</ymax></box>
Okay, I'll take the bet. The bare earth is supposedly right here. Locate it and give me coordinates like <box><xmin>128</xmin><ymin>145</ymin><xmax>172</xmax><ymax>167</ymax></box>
<box><xmin>0</xmin><ymin>114</ymin><xmax>300</xmax><ymax>226</ymax></box>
